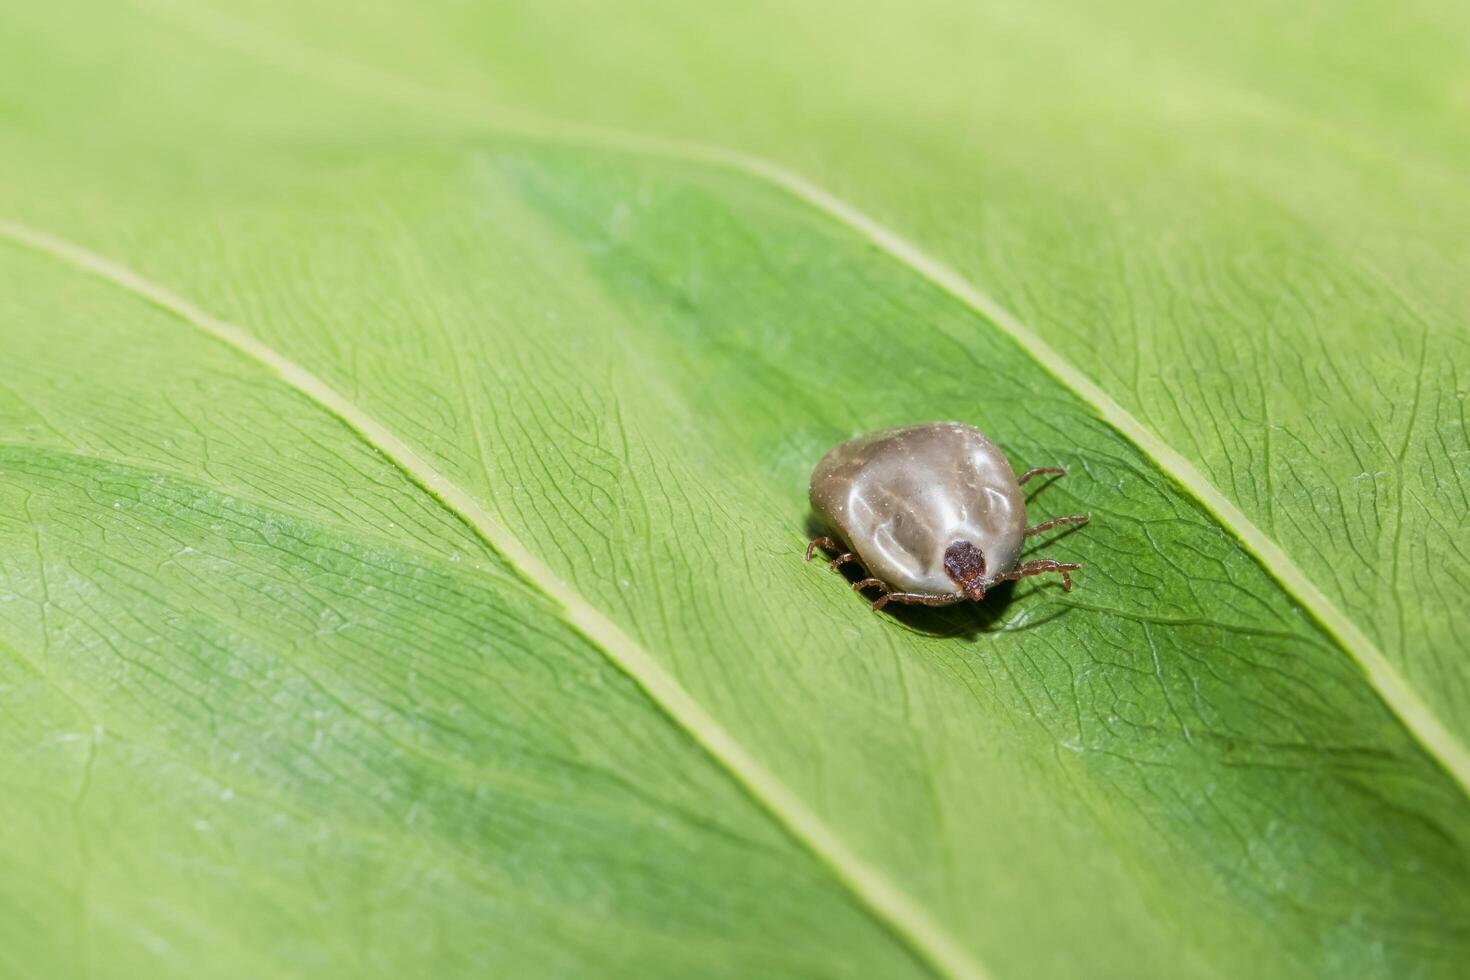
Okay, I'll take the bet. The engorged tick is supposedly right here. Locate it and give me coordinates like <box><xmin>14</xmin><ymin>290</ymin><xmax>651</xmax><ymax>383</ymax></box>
<box><xmin>804</xmin><ymin>422</ymin><xmax>1089</xmax><ymax>610</ymax></box>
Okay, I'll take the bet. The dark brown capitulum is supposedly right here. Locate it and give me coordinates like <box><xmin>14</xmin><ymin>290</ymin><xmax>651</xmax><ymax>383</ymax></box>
<box><xmin>942</xmin><ymin>540</ymin><xmax>989</xmax><ymax>600</ymax></box>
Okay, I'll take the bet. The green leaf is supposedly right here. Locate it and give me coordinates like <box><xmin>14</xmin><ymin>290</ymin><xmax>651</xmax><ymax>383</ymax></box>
<box><xmin>2</xmin><ymin>2</ymin><xmax>1467</xmax><ymax>979</ymax></box>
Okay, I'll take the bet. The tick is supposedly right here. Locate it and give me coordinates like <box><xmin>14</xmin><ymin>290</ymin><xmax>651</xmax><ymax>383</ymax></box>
<box><xmin>804</xmin><ymin>422</ymin><xmax>1089</xmax><ymax>610</ymax></box>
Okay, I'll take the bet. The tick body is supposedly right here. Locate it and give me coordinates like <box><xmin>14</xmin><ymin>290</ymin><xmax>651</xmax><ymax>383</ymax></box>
<box><xmin>806</xmin><ymin>422</ymin><xmax>1088</xmax><ymax>610</ymax></box>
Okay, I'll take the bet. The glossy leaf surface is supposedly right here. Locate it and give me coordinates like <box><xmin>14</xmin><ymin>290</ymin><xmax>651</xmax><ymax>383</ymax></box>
<box><xmin>1</xmin><ymin>2</ymin><xmax>1467</xmax><ymax>978</ymax></box>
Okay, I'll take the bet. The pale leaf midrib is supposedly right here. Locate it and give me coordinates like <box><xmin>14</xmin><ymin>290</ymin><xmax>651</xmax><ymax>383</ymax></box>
<box><xmin>0</xmin><ymin>219</ymin><xmax>983</xmax><ymax>980</ymax></box>
<box><xmin>123</xmin><ymin>0</ymin><xmax>1470</xmax><ymax>799</ymax></box>
<box><xmin>0</xmin><ymin>440</ymin><xmax>512</xmax><ymax>580</ymax></box>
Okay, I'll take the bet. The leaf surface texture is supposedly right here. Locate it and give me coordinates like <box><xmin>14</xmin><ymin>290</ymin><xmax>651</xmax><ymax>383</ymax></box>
<box><xmin>1</xmin><ymin>2</ymin><xmax>1468</xmax><ymax>978</ymax></box>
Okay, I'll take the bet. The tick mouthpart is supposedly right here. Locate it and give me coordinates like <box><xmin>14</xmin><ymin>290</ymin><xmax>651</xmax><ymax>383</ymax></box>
<box><xmin>942</xmin><ymin>540</ymin><xmax>988</xmax><ymax>601</ymax></box>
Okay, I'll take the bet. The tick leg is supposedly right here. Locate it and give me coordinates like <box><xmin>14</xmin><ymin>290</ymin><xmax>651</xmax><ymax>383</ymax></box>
<box><xmin>804</xmin><ymin>536</ymin><xmax>842</xmax><ymax>561</ymax></box>
<box><xmin>1017</xmin><ymin>466</ymin><xmax>1066</xmax><ymax>486</ymax></box>
<box><xmin>1024</xmin><ymin>513</ymin><xmax>1090</xmax><ymax>537</ymax></box>
<box><xmin>872</xmin><ymin>591</ymin><xmax>966</xmax><ymax>611</ymax></box>
<box><xmin>852</xmin><ymin>578</ymin><xmax>888</xmax><ymax>593</ymax></box>
<box><xmin>828</xmin><ymin>552</ymin><xmax>867</xmax><ymax>572</ymax></box>
<box><xmin>991</xmin><ymin>559</ymin><xmax>1082</xmax><ymax>592</ymax></box>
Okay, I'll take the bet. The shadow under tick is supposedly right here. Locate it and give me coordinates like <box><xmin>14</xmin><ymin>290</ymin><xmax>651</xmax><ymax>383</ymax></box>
<box><xmin>804</xmin><ymin>516</ymin><xmax>1077</xmax><ymax>640</ymax></box>
<box><xmin>877</xmin><ymin>580</ymin><xmax>1078</xmax><ymax>639</ymax></box>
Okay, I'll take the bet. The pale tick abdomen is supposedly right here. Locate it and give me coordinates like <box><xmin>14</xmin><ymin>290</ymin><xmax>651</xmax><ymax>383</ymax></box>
<box><xmin>809</xmin><ymin>422</ymin><xmax>1027</xmax><ymax>596</ymax></box>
